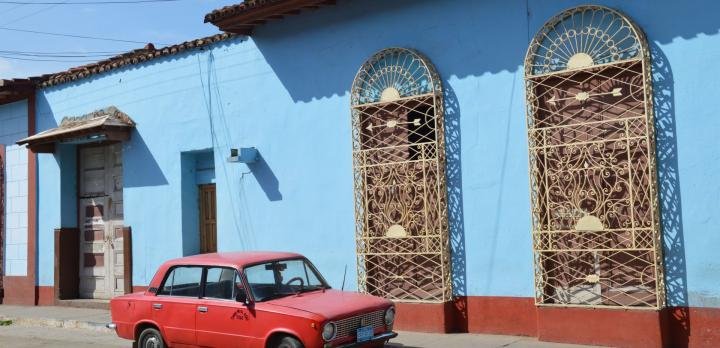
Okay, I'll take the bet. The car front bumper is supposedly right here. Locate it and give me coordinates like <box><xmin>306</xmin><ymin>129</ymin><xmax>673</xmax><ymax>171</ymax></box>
<box><xmin>331</xmin><ymin>332</ymin><xmax>398</xmax><ymax>348</ymax></box>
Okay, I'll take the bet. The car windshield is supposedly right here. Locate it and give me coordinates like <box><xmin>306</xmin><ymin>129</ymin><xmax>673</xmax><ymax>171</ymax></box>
<box><xmin>244</xmin><ymin>258</ymin><xmax>328</xmax><ymax>302</ymax></box>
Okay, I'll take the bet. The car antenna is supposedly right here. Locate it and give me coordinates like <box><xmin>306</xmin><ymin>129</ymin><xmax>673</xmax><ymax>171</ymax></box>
<box><xmin>341</xmin><ymin>264</ymin><xmax>347</xmax><ymax>291</ymax></box>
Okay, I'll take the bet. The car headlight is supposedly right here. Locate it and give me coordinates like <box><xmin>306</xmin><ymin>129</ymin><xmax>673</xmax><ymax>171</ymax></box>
<box><xmin>322</xmin><ymin>322</ymin><xmax>336</xmax><ymax>341</ymax></box>
<box><xmin>384</xmin><ymin>307</ymin><xmax>395</xmax><ymax>326</ymax></box>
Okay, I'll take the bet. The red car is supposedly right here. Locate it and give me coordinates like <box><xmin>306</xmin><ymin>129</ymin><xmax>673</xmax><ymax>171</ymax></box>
<box><xmin>107</xmin><ymin>252</ymin><xmax>397</xmax><ymax>348</ymax></box>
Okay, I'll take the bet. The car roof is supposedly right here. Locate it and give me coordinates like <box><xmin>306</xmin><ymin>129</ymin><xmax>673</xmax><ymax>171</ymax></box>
<box><xmin>163</xmin><ymin>251</ymin><xmax>305</xmax><ymax>269</ymax></box>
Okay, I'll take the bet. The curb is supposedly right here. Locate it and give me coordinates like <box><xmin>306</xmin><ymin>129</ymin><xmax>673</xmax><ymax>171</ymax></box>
<box><xmin>0</xmin><ymin>315</ymin><xmax>112</xmax><ymax>333</ymax></box>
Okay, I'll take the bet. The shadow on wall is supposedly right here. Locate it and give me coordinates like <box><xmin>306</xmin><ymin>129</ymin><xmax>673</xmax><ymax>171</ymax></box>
<box><xmin>247</xmin><ymin>151</ymin><xmax>282</xmax><ymax>202</ymax></box>
<box><xmin>123</xmin><ymin>129</ymin><xmax>168</xmax><ymax>188</ymax></box>
<box><xmin>444</xmin><ymin>82</ymin><xmax>468</xmax><ymax>329</ymax></box>
<box><xmin>651</xmin><ymin>43</ymin><xmax>689</xmax><ymax>345</ymax></box>
<box><xmin>529</xmin><ymin>1</ymin><xmax>720</xmax><ymax>47</ymax></box>
<box><xmin>253</xmin><ymin>0</ymin><xmax>530</xmax><ymax>103</ymax></box>
<box><xmin>254</xmin><ymin>0</ymin><xmax>720</xmax><ymax>104</ymax></box>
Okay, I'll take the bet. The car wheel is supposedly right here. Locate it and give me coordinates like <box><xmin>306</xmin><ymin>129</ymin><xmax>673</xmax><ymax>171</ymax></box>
<box><xmin>138</xmin><ymin>328</ymin><xmax>166</xmax><ymax>348</ymax></box>
<box><xmin>275</xmin><ymin>335</ymin><xmax>304</xmax><ymax>348</ymax></box>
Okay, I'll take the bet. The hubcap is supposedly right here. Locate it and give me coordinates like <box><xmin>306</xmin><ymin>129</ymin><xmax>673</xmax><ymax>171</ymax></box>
<box><xmin>144</xmin><ymin>335</ymin><xmax>160</xmax><ymax>348</ymax></box>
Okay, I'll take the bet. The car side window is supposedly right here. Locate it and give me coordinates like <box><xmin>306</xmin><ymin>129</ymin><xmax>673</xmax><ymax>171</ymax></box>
<box><xmin>158</xmin><ymin>266</ymin><xmax>202</xmax><ymax>297</ymax></box>
<box><xmin>204</xmin><ymin>267</ymin><xmax>237</xmax><ymax>300</ymax></box>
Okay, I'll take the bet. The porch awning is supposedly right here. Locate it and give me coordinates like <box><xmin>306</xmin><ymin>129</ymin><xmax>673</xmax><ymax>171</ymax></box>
<box><xmin>17</xmin><ymin>106</ymin><xmax>136</xmax><ymax>153</ymax></box>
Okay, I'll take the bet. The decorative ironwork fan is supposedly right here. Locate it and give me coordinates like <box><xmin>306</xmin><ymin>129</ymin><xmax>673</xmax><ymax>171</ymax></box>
<box><xmin>526</xmin><ymin>6</ymin><xmax>644</xmax><ymax>76</ymax></box>
<box><xmin>352</xmin><ymin>48</ymin><xmax>435</xmax><ymax>106</ymax></box>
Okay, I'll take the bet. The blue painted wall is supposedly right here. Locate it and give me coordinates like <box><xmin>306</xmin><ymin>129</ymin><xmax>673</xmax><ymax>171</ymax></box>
<box><xmin>26</xmin><ymin>0</ymin><xmax>720</xmax><ymax>308</ymax></box>
<box><xmin>0</xmin><ymin>100</ymin><xmax>29</xmax><ymax>277</ymax></box>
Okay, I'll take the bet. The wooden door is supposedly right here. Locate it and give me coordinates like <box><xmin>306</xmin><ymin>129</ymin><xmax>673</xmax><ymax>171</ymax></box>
<box><xmin>199</xmin><ymin>184</ymin><xmax>217</xmax><ymax>254</ymax></box>
<box><xmin>79</xmin><ymin>144</ymin><xmax>124</xmax><ymax>299</ymax></box>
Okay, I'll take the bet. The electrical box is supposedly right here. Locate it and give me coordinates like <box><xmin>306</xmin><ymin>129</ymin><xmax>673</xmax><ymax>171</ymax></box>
<box><xmin>228</xmin><ymin>147</ymin><xmax>258</xmax><ymax>163</ymax></box>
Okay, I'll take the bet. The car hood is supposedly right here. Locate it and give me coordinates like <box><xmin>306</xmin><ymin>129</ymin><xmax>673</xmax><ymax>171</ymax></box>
<box><xmin>265</xmin><ymin>289</ymin><xmax>391</xmax><ymax>320</ymax></box>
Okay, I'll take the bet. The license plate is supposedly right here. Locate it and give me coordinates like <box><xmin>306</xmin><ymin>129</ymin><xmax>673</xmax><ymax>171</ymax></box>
<box><xmin>356</xmin><ymin>326</ymin><xmax>373</xmax><ymax>342</ymax></box>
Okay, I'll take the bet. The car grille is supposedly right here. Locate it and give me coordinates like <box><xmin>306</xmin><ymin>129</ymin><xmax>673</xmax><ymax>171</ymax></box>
<box><xmin>334</xmin><ymin>310</ymin><xmax>385</xmax><ymax>340</ymax></box>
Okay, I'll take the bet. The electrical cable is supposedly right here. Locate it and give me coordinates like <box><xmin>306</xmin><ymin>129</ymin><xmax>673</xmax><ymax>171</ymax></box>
<box><xmin>0</xmin><ymin>49</ymin><xmax>123</xmax><ymax>55</ymax></box>
<box><xmin>0</xmin><ymin>0</ymin><xmax>181</xmax><ymax>3</ymax></box>
<box><xmin>0</xmin><ymin>0</ymin><xmax>67</xmax><ymax>27</ymax></box>
<box><xmin>0</xmin><ymin>52</ymin><xmax>119</xmax><ymax>58</ymax></box>
<box><xmin>0</xmin><ymin>54</ymin><xmax>98</xmax><ymax>62</ymax></box>
<box><xmin>0</xmin><ymin>26</ymin><xmax>168</xmax><ymax>45</ymax></box>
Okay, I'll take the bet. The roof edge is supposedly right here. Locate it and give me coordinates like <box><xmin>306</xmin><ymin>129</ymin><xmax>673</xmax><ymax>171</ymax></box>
<box><xmin>32</xmin><ymin>33</ymin><xmax>237</xmax><ymax>89</ymax></box>
<box><xmin>205</xmin><ymin>0</ymin><xmax>336</xmax><ymax>35</ymax></box>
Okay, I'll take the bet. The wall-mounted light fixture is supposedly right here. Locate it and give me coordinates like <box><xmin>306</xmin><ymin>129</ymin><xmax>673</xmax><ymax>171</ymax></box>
<box><xmin>228</xmin><ymin>147</ymin><xmax>258</xmax><ymax>163</ymax></box>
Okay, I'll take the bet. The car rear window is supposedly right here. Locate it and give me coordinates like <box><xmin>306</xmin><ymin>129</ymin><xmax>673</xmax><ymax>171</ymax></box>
<box><xmin>158</xmin><ymin>266</ymin><xmax>202</xmax><ymax>297</ymax></box>
<box><xmin>204</xmin><ymin>267</ymin><xmax>237</xmax><ymax>300</ymax></box>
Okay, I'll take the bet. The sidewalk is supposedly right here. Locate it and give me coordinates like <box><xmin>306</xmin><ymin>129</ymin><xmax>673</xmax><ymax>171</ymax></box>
<box><xmin>0</xmin><ymin>305</ymin><xmax>601</xmax><ymax>348</ymax></box>
<box><xmin>0</xmin><ymin>305</ymin><xmax>111</xmax><ymax>332</ymax></box>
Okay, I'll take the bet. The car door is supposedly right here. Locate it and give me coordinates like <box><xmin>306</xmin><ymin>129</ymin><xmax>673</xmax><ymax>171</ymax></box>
<box><xmin>196</xmin><ymin>267</ymin><xmax>257</xmax><ymax>348</ymax></box>
<box><xmin>153</xmin><ymin>266</ymin><xmax>202</xmax><ymax>346</ymax></box>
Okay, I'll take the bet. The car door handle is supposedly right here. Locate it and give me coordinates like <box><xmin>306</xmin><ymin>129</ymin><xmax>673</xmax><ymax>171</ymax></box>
<box><xmin>198</xmin><ymin>306</ymin><xmax>208</xmax><ymax>313</ymax></box>
<box><xmin>152</xmin><ymin>303</ymin><xmax>163</xmax><ymax>309</ymax></box>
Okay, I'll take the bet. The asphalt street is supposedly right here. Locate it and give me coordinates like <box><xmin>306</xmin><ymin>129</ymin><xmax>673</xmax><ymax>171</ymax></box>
<box><xmin>0</xmin><ymin>325</ymin><xmax>601</xmax><ymax>348</ymax></box>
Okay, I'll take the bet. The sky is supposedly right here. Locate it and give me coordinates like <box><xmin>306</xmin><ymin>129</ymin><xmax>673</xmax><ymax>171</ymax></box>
<box><xmin>0</xmin><ymin>0</ymin><xmax>241</xmax><ymax>79</ymax></box>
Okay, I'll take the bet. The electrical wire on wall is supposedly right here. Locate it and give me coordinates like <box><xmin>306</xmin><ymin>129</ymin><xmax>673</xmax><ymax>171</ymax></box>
<box><xmin>197</xmin><ymin>51</ymin><xmax>256</xmax><ymax>250</ymax></box>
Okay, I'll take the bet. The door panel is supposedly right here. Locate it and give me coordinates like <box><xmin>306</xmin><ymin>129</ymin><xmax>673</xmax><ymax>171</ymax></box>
<box><xmin>151</xmin><ymin>297</ymin><xmax>198</xmax><ymax>346</ymax></box>
<box><xmin>79</xmin><ymin>197</ymin><xmax>109</xmax><ymax>298</ymax></box>
<box><xmin>154</xmin><ymin>266</ymin><xmax>202</xmax><ymax>345</ymax></box>
<box><xmin>108</xmin><ymin>144</ymin><xmax>124</xmax><ymax>297</ymax></box>
<box><xmin>196</xmin><ymin>300</ymin><xmax>254</xmax><ymax>348</ymax></box>
<box><xmin>79</xmin><ymin>144</ymin><xmax>124</xmax><ymax>299</ymax></box>
<box><xmin>111</xmin><ymin>225</ymin><xmax>124</xmax><ymax>297</ymax></box>
<box><xmin>80</xmin><ymin>147</ymin><xmax>106</xmax><ymax>197</ymax></box>
<box><xmin>197</xmin><ymin>268</ymin><xmax>254</xmax><ymax>347</ymax></box>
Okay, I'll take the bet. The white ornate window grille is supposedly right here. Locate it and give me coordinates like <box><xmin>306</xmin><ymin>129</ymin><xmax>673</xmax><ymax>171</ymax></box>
<box><xmin>351</xmin><ymin>48</ymin><xmax>451</xmax><ymax>303</ymax></box>
<box><xmin>524</xmin><ymin>6</ymin><xmax>665</xmax><ymax>309</ymax></box>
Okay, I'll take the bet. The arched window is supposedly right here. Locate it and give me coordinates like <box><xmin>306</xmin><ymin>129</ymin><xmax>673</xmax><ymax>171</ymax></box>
<box><xmin>351</xmin><ymin>48</ymin><xmax>451</xmax><ymax>303</ymax></box>
<box><xmin>524</xmin><ymin>6</ymin><xmax>664</xmax><ymax>308</ymax></box>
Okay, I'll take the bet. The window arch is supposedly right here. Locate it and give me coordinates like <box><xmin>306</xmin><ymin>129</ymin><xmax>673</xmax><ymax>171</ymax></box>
<box><xmin>524</xmin><ymin>6</ymin><xmax>664</xmax><ymax>308</ymax></box>
<box><xmin>350</xmin><ymin>48</ymin><xmax>451</xmax><ymax>303</ymax></box>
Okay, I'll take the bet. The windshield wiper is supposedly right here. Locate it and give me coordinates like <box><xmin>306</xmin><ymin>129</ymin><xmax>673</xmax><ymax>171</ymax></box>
<box><xmin>298</xmin><ymin>285</ymin><xmax>326</xmax><ymax>293</ymax></box>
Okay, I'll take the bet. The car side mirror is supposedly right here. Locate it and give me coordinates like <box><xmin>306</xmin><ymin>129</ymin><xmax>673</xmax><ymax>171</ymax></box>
<box><xmin>236</xmin><ymin>288</ymin><xmax>250</xmax><ymax>305</ymax></box>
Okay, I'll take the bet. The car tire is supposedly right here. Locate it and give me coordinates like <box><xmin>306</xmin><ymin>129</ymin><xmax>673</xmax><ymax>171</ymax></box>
<box><xmin>138</xmin><ymin>327</ymin><xmax>166</xmax><ymax>348</ymax></box>
<box><xmin>275</xmin><ymin>335</ymin><xmax>304</xmax><ymax>348</ymax></box>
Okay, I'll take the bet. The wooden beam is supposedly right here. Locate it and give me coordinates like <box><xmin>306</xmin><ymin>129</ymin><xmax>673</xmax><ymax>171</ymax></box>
<box><xmin>103</xmin><ymin>129</ymin><xmax>132</xmax><ymax>142</ymax></box>
<box><xmin>28</xmin><ymin>143</ymin><xmax>55</xmax><ymax>154</ymax></box>
<box><xmin>0</xmin><ymin>92</ymin><xmax>33</xmax><ymax>105</ymax></box>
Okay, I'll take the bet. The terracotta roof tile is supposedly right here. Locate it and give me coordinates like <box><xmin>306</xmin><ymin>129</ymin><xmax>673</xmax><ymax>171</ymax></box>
<box><xmin>34</xmin><ymin>33</ymin><xmax>236</xmax><ymax>88</ymax></box>
<box><xmin>204</xmin><ymin>0</ymin><xmax>281</xmax><ymax>23</ymax></box>
<box><xmin>204</xmin><ymin>0</ymin><xmax>336</xmax><ymax>34</ymax></box>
